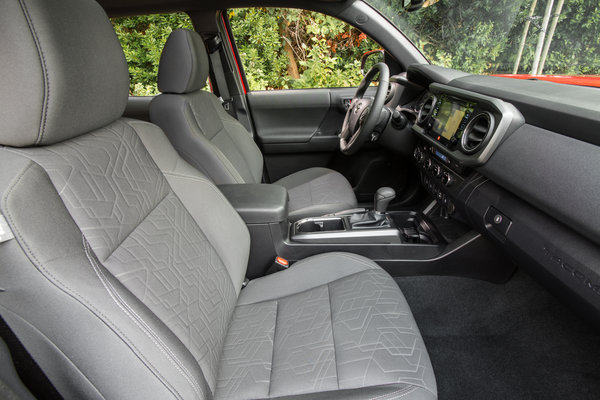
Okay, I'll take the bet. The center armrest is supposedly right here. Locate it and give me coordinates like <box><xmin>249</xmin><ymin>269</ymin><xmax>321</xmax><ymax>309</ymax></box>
<box><xmin>218</xmin><ymin>184</ymin><xmax>289</xmax><ymax>224</ymax></box>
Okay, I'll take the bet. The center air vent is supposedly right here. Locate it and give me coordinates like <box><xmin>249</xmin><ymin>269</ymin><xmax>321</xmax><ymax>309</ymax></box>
<box><xmin>417</xmin><ymin>95</ymin><xmax>436</xmax><ymax>124</ymax></box>
<box><xmin>460</xmin><ymin>112</ymin><xmax>495</xmax><ymax>154</ymax></box>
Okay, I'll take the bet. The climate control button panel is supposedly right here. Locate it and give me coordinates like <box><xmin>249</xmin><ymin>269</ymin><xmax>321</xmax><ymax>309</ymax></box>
<box><xmin>414</xmin><ymin>143</ymin><xmax>466</xmax><ymax>215</ymax></box>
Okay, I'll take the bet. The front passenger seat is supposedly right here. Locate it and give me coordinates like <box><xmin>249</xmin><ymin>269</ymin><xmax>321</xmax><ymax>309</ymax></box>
<box><xmin>150</xmin><ymin>29</ymin><xmax>357</xmax><ymax>221</ymax></box>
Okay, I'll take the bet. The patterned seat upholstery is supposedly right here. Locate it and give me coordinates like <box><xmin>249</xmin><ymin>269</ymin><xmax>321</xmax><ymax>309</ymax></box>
<box><xmin>217</xmin><ymin>253</ymin><xmax>436</xmax><ymax>399</ymax></box>
<box><xmin>0</xmin><ymin>0</ymin><xmax>437</xmax><ymax>398</ymax></box>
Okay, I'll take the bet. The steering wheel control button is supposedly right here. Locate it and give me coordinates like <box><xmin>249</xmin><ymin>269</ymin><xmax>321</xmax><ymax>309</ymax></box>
<box><xmin>484</xmin><ymin>206</ymin><xmax>512</xmax><ymax>237</ymax></box>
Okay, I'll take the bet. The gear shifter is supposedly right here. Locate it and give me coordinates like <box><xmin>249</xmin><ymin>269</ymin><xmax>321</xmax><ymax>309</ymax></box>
<box><xmin>374</xmin><ymin>187</ymin><xmax>396</xmax><ymax>215</ymax></box>
<box><xmin>350</xmin><ymin>187</ymin><xmax>396</xmax><ymax>229</ymax></box>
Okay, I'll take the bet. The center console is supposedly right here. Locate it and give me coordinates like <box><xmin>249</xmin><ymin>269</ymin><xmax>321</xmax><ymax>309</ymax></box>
<box><xmin>290</xmin><ymin>186</ymin><xmax>439</xmax><ymax>245</ymax></box>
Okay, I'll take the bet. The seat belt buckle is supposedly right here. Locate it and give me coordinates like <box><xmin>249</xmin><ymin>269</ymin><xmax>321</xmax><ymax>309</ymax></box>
<box><xmin>218</xmin><ymin>97</ymin><xmax>233</xmax><ymax>111</ymax></box>
<box><xmin>266</xmin><ymin>256</ymin><xmax>289</xmax><ymax>275</ymax></box>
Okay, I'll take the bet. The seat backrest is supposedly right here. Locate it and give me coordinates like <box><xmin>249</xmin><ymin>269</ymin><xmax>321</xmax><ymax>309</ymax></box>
<box><xmin>0</xmin><ymin>0</ymin><xmax>250</xmax><ymax>398</ymax></box>
<box><xmin>150</xmin><ymin>29</ymin><xmax>264</xmax><ymax>185</ymax></box>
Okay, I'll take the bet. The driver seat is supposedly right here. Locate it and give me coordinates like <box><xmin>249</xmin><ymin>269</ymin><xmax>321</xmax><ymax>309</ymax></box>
<box><xmin>150</xmin><ymin>29</ymin><xmax>357</xmax><ymax>220</ymax></box>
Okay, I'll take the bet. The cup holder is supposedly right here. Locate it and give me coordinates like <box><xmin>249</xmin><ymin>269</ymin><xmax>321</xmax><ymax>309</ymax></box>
<box><xmin>296</xmin><ymin>218</ymin><xmax>345</xmax><ymax>233</ymax></box>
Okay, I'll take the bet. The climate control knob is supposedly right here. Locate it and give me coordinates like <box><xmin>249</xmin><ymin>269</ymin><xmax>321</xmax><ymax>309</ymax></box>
<box><xmin>433</xmin><ymin>164</ymin><xmax>442</xmax><ymax>177</ymax></box>
<box><xmin>413</xmin><ymin>148</ymin><xmax>423</xmax><ymax>163</ymax></box>
<box><xmin>441</xmin><ymin>171</ymin><xmax>453</xmax><ymax>186</ymax></box>
<box><xmin>424</xmin><ymin>158</ymin><xmax>433</xmax><ymax>170</ymax></box>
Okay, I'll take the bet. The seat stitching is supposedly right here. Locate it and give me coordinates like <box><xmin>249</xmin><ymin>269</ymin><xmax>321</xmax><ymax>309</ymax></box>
<box><xmin>220</xmin><ymin>117</ymin><xmax>262</xmax><ymax>183</ymax></box>
<box><xmin>368</xmin><ymin>385</ymin><xmax>417</xmax><ymax>400</ymax></box>
<box><xmin>1</xmin><ymin>164</ymin><xmax>183</xmax><ymax>400</ymax></box>
<box><xmin>242</xmin><ymin>269</ymin><xmax>385</xmax><ymax>306</ymax></box>
<box><xmin>267</xmin><ymin>300</ymin><xmax>278</xmax><ymax>397</ymax></box>
<box><xmin>293</xmin><ymin>253</ymin><xmax>378</xmax><ymax>271</ymax></box>
<box><xmin>182</xmin><ymin>30</ymin><xmax>196</xmax><ymax>93</ymax></box>
<box><xmin>101</xmin><ymin>189</ymin><xmax>169</xmax><ymax>263</ymax></box>
<box><xmin>17</xmin><ymin>0</ymin><xmax>49</xmax><ymax>144</ymax></box>
<box><xmin>83</xmin><ymin>238</ymin><xmax>204</xmax><ymax>398</ymax></box>
<box><xmin>85</xmin><ymin>234</ymin><xmax>207</xmax><ymax>394</ymax></box>
<box><xmin>327</xmin><ymin>283</ymin><xmax>340</xmax><ymax>390</ymax></box>
<box><xmin>186</xmin><ymin>102</ymin><xmax>245</xmax><ymax>183</ymax></box>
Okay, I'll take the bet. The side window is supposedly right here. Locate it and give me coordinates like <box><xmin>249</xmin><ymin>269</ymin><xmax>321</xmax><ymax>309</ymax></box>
<box><xmin>229</xmin><ymin>8</ymin><xmax>381</xmax><ymax>91</ymax></box>
<box><xmin>111</xmin><ymin>13</ymin><xmax>195</xmax><ymax>96</ymax></box>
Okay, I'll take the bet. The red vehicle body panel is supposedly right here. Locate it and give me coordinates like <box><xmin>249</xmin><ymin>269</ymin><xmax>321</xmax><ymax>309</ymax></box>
<box><xmin>492</xmin><ymin>74</ymin><xmax>600</xmax><ymax>88</ymax></box>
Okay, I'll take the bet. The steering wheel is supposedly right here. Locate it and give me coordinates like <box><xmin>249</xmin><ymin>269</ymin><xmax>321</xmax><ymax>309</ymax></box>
<box><xmin>340</xmin><ymin>63</ymin><xmax>390</xmax><ymax>155</ymax></box>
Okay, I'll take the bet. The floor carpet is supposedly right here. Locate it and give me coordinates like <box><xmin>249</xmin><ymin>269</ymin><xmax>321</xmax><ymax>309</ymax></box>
<box><xmin>396</xmin><ymin>271</ymin><xmax>600</xmax><ymax>400</ymax></box>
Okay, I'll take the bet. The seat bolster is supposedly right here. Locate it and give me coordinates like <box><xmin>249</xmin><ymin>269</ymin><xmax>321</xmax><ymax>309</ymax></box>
<box><xmin>0</xmin><ymin>151</ymin><xmax>209</xmax><ymax>399</ymax></box>
<box><xmin>149</xmin><ymin>94</ymin><xmax>246</xmax><ymax>184</ymax></box>
<box><xmin>275</xmin><ymin>168</ymin><xmax>357</xmax><ymax>220</ymax></box>
<box><xmin>237</xmin><ymin>252</ymin><xmax>379</xmax><ymax>306</ymax></box>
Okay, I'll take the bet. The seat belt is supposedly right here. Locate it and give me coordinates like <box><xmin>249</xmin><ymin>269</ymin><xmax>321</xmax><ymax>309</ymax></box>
<box><xmin>206</xmin><ymin>35</ymin><xmax>234</xmax><ymax>114</ymax></box>
<box><xmin>0</xmin><ymin>315</ymin><xmax>63</xmax><ymax>399</ymax></box>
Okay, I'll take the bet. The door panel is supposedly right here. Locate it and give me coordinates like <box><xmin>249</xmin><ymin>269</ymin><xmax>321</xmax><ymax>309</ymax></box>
<box><xmin>248</xmin><ymin>89</ymin><xmax>331</xmax><ymax>144</ymax></box>
<box><xmin>248</xmin><ymin>87</ymin><xmax>378</xmax><ymax>152</ymax></box>
<box><xmin>247</xmin><ymin>85</ymin><xmax>420</xmax><ymax>207</ymax></box>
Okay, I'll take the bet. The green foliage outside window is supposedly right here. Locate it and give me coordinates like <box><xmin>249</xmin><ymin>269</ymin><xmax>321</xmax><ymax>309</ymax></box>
<box><xmin>111</xmin><ymin>2</ymin><xmax>599</xmax><ymax>96</ymax></box>
<box><xmin>111</xmin><ymin>13</ymin><xmax>193</xmax><ymax>96</ymax></box>
<box><xmin>229</xmin><ymin>8</ymin><xmax>381</xmax><ymax>90</ymax></box>
<box><xmin>369</xmin><ymin>0</ymin><xmax>600</xmax><ymax>76</ymax></box>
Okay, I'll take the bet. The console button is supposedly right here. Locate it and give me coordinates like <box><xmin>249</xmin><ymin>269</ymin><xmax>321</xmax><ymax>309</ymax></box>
<box><xmin>424</xmin><ymin>158</ymin><xmax>433</xmax><ymax>170</ymax></box>
<box><xmin>441</xmin><ymin>172</ymin><xmax>453</xmax><ymax>186</ymax></box>
<box><xmin>413</xmin><ymin>148</ymin><xmax>423</xmax><ymax>163</ymax></box>
<box><xmin>433</xmin><ymin>164</ymin><xmax>442</xmax><ymax>177</ymax></box>
<box><xmin>484</xmin><ymin>206</ymin><xmax>512</xmax><ymax>236</ymax></box>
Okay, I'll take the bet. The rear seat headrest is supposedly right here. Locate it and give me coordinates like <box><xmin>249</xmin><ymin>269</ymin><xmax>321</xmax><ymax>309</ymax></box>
<box><xmin>157</xmin><ymin>29</ymin><xmax>210</xmax><ymax>94</ymax></box>
<box><xmin>0</xmin><ymin>0</ymin><xmax>129</xmax><ymax>147</ymax></box>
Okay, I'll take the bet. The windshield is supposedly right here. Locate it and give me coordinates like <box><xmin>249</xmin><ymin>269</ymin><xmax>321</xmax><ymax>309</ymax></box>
<box><xmin>367</xmin><ymin>0</ymin><xmax>600</xmax><ymax>82</ymax></box>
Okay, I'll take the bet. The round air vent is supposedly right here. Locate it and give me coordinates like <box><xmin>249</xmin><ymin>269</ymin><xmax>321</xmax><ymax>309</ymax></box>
<box><xmin>417</xmin><ymin>95</ymin><xmax>436</xmax><ymax>124</ymax></box>
<box><xmin>460</xmin><ymin>112</ymin><xmax>495</xmax><ymax>154</ymax></box>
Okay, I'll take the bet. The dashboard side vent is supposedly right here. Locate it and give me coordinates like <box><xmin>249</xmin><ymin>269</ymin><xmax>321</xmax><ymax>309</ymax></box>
<box><xmin>460</xmin><ymin>112</ymin><xmax>495</xmax><ymax>154</ymax></box>
<box><xmin>417</xmin><ymin>95</ymin><xmax>436</xmax><ymax>124</ymax></box>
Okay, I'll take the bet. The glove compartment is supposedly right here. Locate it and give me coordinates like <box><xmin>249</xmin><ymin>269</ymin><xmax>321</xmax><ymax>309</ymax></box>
<box><xmin>465</xmin><ymin>180</ymin><xmax>600</xmax><ymax>325</ymax></box>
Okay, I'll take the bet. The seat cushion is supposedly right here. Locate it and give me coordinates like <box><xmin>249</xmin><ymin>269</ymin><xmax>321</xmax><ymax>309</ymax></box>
<box><xmin>215</xmin><ymin>253</ymin><xmax>437</xmax><ymax>400</ymax></box>
<box><xmin>275</xmin><ymin>168</ymin><xmax>357</xmax><ymax>221</ymax></box>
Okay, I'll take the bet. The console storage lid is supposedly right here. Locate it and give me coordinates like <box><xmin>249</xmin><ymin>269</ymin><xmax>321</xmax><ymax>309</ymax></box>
<box><xmin>218</xmin><ymin>183</ymin><xmax>288</xmax><ymax>224</ymax></box>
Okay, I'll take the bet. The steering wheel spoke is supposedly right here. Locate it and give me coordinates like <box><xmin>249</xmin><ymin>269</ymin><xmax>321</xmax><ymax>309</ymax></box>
<box><xmin>340</xmin><ymin>63</ymin><xmax>390</xmax><ymax>155</ymax></box>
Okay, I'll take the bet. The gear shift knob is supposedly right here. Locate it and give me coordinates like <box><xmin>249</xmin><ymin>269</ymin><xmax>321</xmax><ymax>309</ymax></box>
<box><xmin>374</xmin><ymin>187</ymin><xmax>396</xmax><ymax>214</ymax></box>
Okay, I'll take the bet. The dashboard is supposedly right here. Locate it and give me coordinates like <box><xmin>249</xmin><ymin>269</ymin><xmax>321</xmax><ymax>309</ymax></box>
<box><xmin>412</xmin><ymin>83</ymin><xmax>523</xmax><ymax>168</ymax></box>
<box><xmin>388</xmin><ymin>65</ymin><xmax>600</xmax><ymax>323</ymax></box>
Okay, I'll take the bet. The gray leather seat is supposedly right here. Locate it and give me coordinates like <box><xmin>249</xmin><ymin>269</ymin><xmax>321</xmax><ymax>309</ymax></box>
<box><xmin>0</xmin><ymin>0</ymin><xmax>437</xmax><ymax>399</ymax></box>
<box><xmin>149</xmin><ymin>29</ymin><xmax>357</xmax><ymax>221</ymax></box>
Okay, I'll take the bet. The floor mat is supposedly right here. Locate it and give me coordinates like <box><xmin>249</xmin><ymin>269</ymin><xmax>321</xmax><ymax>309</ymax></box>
<box><xmin>396</xmin><ymin>271</ymin><xmax>600</xmax><ymax>400</ymax></box>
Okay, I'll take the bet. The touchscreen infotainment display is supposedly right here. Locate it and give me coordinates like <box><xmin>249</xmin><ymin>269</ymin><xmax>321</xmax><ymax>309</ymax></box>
<box><xmin>431</xmin><ymin>95</ymin><xmax>475</xmax><ymax>143</ymax></box>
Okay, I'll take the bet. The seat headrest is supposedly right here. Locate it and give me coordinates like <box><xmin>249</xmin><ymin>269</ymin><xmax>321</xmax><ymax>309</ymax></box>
<box><xmin>157</xmin><ymin>29</ymin><xmax>210</xmax><ymax>94</ymax></box>
<box><xmin>0</xmin><ymin>0</ymin><xmax>129</xmax><ymax>147</ymax></box>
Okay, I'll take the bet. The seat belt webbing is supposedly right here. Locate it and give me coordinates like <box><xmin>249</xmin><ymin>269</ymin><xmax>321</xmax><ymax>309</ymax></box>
<box><xmin>207</xmin><ymin>35</ymin><xmax>233</xmax><ymax>112</ymax></box>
